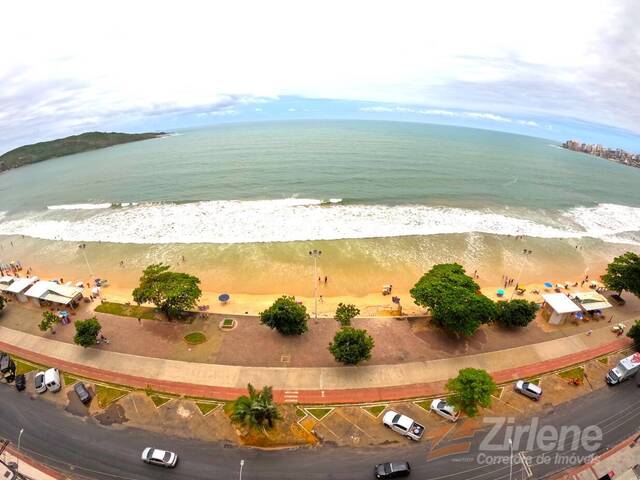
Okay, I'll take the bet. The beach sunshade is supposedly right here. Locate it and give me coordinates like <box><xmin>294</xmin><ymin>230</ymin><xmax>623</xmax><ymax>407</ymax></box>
<box><xmin>576</xmin><ymin>312</ymin><xmax>584</xmax><ymax>319</ymax></box>
<box><xmin>497</xmin><ymin>289</ymin><xmax>505</xmax><ymax>295</ymax></box>
<box><xmin>91</xmin><ymin>287</ymin><xmax>100</xmax><ymax>295</ymax></box>
<box><xmin>544</xmin><ymin>282</ymin><xmax>553</xmax><ymax>288</ymax></box>
<box><xmin>218</xmin><ymin>293</ymin><xmax>230</xmax><ymax>302</ymax></box>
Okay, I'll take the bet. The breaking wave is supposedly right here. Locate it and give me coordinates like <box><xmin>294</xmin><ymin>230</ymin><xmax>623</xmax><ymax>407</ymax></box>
<box><xmin>47</xmin><ymin>203</ymin><xmax>113</xmax><ymax>210</ymax></box>
<box><xmin>1</xmin><ymin>200</ymin><xmax>639</xmax><ymax>245</ymax></box>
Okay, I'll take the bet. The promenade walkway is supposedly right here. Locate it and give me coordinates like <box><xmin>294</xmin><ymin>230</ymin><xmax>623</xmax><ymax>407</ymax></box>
<box><xmin>0</xmin><ymin>321</ymin><xmax>632</xmax><ymax>404</ymax></box>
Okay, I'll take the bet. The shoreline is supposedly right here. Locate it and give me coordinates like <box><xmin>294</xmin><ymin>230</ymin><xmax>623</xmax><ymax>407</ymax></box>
<box><xmin>1</xmin><ymin>233</ymin><xmax>632</xmax><ymax>316</ymax></box>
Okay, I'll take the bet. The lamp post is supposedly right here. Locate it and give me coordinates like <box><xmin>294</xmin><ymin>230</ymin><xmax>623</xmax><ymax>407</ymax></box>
<box><xmin>17</xmin><ymin>428</ymin><xmax>24</xmax><ymax>471</ymax></box>
<box><xmin>508</xmin><ymin>437</ymin><xmax>513</xmax><ymax>480</ymax></box>
<box><xmin>239</xmin><ymin>459</ymin><xmax>245</xmax><ymax>480</ymax></box>
<box><xmin>308</xmin><ymin>249</ymin><xmax>322</xmax><ymax>322</ymax></box>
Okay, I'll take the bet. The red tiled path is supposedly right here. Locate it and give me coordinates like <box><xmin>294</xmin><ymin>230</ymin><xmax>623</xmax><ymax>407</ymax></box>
<box><xmin>0</xmin><ymin>337</ymin><xmax>631</xmax><ymax>404</ymax></box>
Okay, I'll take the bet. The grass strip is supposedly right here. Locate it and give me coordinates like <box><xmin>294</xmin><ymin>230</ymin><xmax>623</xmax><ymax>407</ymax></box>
<box><xmin>362</xmin><ymin>404</ymin><xmax>387</xmax><ymax>418</ymax></box>
<box><xmin>150</xmin><ymin>395</ymin><xmax>172</xmax><ymax>408</ymax></box>
<box><xmin>196</xmin><ymin>402</ymin><xmax>220</xmax><ymax>416</ymax></box>
<box><xmin>306</xmin><ymin>407</ymin><xmax>332</xmax><ymax>421</ymax></box>
<box><xmin>95</xmin><ymin>384</ymin><xmax>129</xmax><ymax>408</ymax></box>
<box><xmin>558</xmin><ymin>366</ymin><xmax>584</xmax><ymax>381</ymax></box>
<box><xmin>95</xmin><ymin>302</ymin><xmax>157</xmax><ymax>320</ymax></box>
<box><xmin>63</xmin><ymin>373</ymin><xmax>78</xmax><ymax>386</ymax></box>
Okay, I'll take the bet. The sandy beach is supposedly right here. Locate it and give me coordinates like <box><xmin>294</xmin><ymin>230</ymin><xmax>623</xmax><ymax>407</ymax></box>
<box><xmin>1</xmin><ymin>233</ymin><xmax>635</xmax><ymax>316</ymax></box>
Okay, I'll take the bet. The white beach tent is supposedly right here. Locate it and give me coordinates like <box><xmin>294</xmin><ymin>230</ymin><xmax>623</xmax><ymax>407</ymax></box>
<box><xmin>573</xmin><ymin>291</ymin><xmax>613</xmax><ymax>312</ymax></box>
<box><xmin>0</xmin><ymin>276</ymin><xmax>17</xmax><ymax>292</ymax></box>
<box><xmin>541</xmin><ymin>293</ymin><xmax>581</xmax><ymax>325</ymax></box>
<box><xmin>24</xmin><ymin>280</ymin><xmax>84</xmax><ymax>307</ymax></box>
<box><xmin>5</xmin><ymin>276</ymin><xmax>39</xmax><ymax>303</ymax></box>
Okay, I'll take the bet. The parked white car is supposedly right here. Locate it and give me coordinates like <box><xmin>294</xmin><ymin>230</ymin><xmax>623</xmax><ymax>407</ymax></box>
<box><xmin>382</xmin><ymin>410</ymin><xmax>425</xmax><ymax>441</ymax></box>
<box><xmin>430</xmin><ymin>399</ymin><xmax>459</xmax><ymax>422</ymax></box>
<box><xmin>514</xmin><ymin>380</ymin><xmax>542</xmax><ymax>401</ymax></box>
<box><xmin>43</xmin><ymin>368</ymin><xmax>61</xmax><ymax>392</ymax></box>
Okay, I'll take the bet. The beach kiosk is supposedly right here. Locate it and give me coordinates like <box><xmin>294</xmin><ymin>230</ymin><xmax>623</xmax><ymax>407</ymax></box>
<box><xmin>0</xmin><ymin>276</ymin><xmax>16</xmax><ymax>293</ymax></box>
<box><xmin>573</xmin><ymin>291</ymin><xmax>613</xmax><ymax>316</ymax></box>
<box><xmin>24</xmin><ymin>280</ymin><xmax>84</xmax><ymax>308</ymax></box>
<box><xmin>541</xmin><ymin>293</ymin><xmax>581</xmax><ymax>325</ymax></box>
<box><xmin>5</xmin><ymin>276</ymin><xmax>39</xmax><ymax>303</ymax></box>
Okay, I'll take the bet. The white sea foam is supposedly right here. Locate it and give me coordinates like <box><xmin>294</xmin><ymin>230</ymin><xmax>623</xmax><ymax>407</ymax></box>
<box><xmin>47</xmin><ymin>203</ymin><xmax>112</xmax><ymax>211</ymax></box>
<box><xmin>2</xmin><ymin>200</ymin><xmax>640</xmax><ymax>245</ymax></box>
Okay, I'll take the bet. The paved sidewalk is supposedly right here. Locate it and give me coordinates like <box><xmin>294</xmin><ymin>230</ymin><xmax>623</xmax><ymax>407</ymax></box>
<box><xmin>1</xmin><ymin>447</ymin><xmax>66</xmax><ymax>480</ymax></box>
<box><xmin>552</xmin><ymin>432</ymin><xmax>640</xmax><ymax>479</ymax></box>
<box><xmin>0</xmin><ymin>320</ymin><xmax>633</xmax><ymax>404</ymax></box>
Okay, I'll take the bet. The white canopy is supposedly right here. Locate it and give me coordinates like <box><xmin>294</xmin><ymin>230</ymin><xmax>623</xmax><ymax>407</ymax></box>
<box><xmin>24</xmin><ymin>280</ymin><xmax>83</xmax><ymax>305</ymax></box>
<box><xmin>542</xmin><ymin>293</ymin><xmax>581</xmax><ymax>314</ymax></box>
<box><xmin>5</xmin><ymin>276</ymin><xmax>39</xmax><ymax>294</ymax></box>
<box><xmin>573</xmin><ymin>291</ymin><xmax>612</xmax><ymax>312</ymax></box>
<box><xmin>0</xmin><ymin>276</ymin><xmax>16</xmax><ymax>292</ymax></box>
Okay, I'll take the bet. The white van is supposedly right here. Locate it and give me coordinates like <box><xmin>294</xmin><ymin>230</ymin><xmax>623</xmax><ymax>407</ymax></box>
<box><xmin>44</xmin><ymin>368</ymin><xmax>61</xmax><ymax>392</ymax></box>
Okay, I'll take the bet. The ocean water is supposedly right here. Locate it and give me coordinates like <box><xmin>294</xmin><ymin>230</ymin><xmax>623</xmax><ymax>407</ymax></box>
<box><xmin>1</xmin><ymin>120</ymin><xmax>640</xmax><ymax>245</ymax></box>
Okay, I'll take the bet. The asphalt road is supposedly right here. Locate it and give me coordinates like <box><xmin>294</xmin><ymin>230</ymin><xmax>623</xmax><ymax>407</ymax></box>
<box><xmin>1</xmin><ymin>380</ymin><xmax>639</xmax><ymax>480</ymax></box>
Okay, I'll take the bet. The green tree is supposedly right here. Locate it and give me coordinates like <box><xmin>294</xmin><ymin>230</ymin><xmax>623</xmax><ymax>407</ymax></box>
<box><xmin>329</xmin><ymin>327</ymin><xmax>374</xmax><ymax>365</ymax></box>
<box><xmin>494</xmin><ymin>299</ymin><xmax>539</xmax><ymax>328</ymax></box>
<box><xmin>132</xmin><ymin>263</ymin><xmax>202</xmax><ymax>320</ymax></box>
<box><xmin>74</xmin><ymin>317</ymin><xmax>102</xmax><ymax>347</ymax></box>
<box><xmin>230</xmin><ymin>384</ymin><xmax>281</xmax><ymax>432</ymax></box>
<box><xmin>335</xmin><ymin>303</ymin><xmax>360</xmax><ymax>327</ymax></box>
<box><xmin>38</xmin><ymin>311</ymin><xmax>60</xmax><ymax>333</ymax></box>
<box><xmin>602</xmin><ymin>252</ymin><xmax>640</xmax><ymax>298</ymax></box>
<box><xmin>446</xmin><ymin>368</ymin><xmax>496</xmax><ymax>417</ymax></box>
<box><xmin>627</xmin><ymin>320</ymin><xmax>640</xmax><ymax>349</ymax></box>
<box><xmin>0</xmin><ymin>296</ymin><xmax>5</xmax><ymax>312</ymax></box>
<box><xmin>410</xmin><ymin>263</ymin><xmax>496</xmax><ymax>336</ymax></box>
<box><xmin>260</xmin><ymin>296</ymin><xmax>309</xmax><ymax>335</ymax></box>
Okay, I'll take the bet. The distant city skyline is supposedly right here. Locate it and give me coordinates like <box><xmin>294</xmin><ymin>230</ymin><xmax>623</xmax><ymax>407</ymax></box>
<box><xmin>1</xmin><ymin>0</ymin><xmax>640</xmax><ymax>153</ymax></box>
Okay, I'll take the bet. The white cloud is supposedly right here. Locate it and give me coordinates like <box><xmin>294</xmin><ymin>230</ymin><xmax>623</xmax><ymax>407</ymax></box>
<box><xmin>364</xmin><ymin>105</ymin><xmax>541</xmax><ymax>127</ymax></box>
<box><xmin>0</xmin><ymin>0</ymin><xmax>638</xmax><ymax>148</ymax></box>
<box><xmin>287</xmin><ymin>108</ymin><xmax>297</xmax><ymax>112</ymax></box>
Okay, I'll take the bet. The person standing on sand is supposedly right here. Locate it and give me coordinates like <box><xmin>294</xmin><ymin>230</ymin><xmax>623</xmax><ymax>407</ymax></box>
<box><xmin>324</xmin><ymin>276</ymin><xmax>328</xmax><ymax>284</ymax></box>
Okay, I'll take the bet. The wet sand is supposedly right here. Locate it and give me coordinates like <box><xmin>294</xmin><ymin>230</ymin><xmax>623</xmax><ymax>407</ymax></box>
<box><xmin>1</xmin><ymin>233</ymin><xmax>635</xmax><ymax>315</ymax></box>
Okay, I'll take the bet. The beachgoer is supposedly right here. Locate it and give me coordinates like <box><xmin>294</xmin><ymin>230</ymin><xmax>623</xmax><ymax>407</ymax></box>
<box><xmin>319</xmin><ymin>295</ymin><xmax>323</xmax><ymax>303</ymax></box>
<box><xmin>324</xmin><ymin>276</ymin><xmax>328</xmax><ymax>284</ymax></box>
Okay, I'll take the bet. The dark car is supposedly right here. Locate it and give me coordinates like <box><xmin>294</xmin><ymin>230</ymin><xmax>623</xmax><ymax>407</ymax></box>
<box><xmin>14</xmin><ymin>374</ymin><xmax>26</xmax><ymax>392</ymax></box>
<box><xmin>375</xmin><ymin>462</ymin><xmax>411</xmax><ymax>479</ymax></box>
<box><xmin>609</xmin><ymin>294</ymin><xmax>625</xmax><ymax>306</ymax></box>
<box><xmin>74</xmin><ymin>382</ymin><xmax>92</xmax><ymax>404</ymax></box>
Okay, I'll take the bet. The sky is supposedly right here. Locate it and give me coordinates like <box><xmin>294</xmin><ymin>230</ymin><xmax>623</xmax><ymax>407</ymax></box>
<box><xmin>1</xmin><ymin>0</ymin><xmax>640</xmax><ymax>153</ymax></box>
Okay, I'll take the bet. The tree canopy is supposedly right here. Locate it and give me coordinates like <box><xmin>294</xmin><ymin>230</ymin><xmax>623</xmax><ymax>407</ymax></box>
<box><xmin>335</xmin><ymin>303</ymin><xmax>360</xmax><ymax>327</ymax></box>
<box><xmin>0</xmin><ymin>296</ymin><xmax>5</xmax><ymax>312</ymax></box>
<box><xmin>39</xmin><ymin>311</ymin><xmax>60</xmax><ymax>333</ymax></box>
<box><xmin>410</xmin><ymin>264</ymin><xmax>495</xmax><ymax>336</ymax></box>
<box><xmin>329</xmin><ymin>327</ymin><xmax>374</xmax><ymax>365</ymax></box>
<box><xmin>74</xmin><ymin>317</ymin><xmax>102</xmax><ymax>347</ymax></box>
<box><xmin>132</xmin><ymin>263</ymin><xmax>202</xmax><ymax>320</ymax></box>
<box><xmin>260</xmin><ymin>296</ymin><xmax>309</xmax><ymax>335</ymax></box>
<box><xmin>602</xmin><ymin>252</ymin><xmax>640</xmax><ymax>298</ymax></box>
<box><xmin>627</xmin><ymin>320</ymin><xmax>640</xmax><ymax>349</ymax></box>
<box><xmin>446</xmin><ymin>368</ymin><xmax>496</xmax><ymax>417</ymax></box>
<box><xmin>494</xmin><ymin>299</ymin><xmax>539</xmax><ymax>328</ymax></box>
<box><xmin>231</xmin><ymin>384</ymin><xmax>281</xmax><ymax>431</ymax></box>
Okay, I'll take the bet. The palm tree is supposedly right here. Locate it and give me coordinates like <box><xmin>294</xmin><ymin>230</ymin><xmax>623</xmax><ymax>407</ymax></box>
<box><xmin>231</xmin><ymin>384</ymin><xmax>281</xmax><ymax>432</ymax></box>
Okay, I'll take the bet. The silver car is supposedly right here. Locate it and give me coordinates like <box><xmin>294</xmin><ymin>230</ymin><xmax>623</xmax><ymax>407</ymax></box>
<box><xmin>514</xmin><ymin>380</ymin><xmax>542</xmax><ymax>401</ymax></box>
<box><xmin>141</xmin><ymin>447</ymin><xmax>178</xmax><ymax>468</ymax></box>
<box><xmin>430</xmin><ymin>399</ymin><xmax>460</xmax><ymax>422</ymax></box>
<box><xmin>34</xmin><ymin>371</ymin><xmax>47</xmax><ymax>394</ymax></box>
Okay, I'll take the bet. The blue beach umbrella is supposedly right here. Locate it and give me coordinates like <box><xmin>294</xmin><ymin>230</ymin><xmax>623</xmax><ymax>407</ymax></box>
<box><xmin>497</xmin><ymin>289</ymin><xmax>505</xmax><ymax>296</ymax></box>
<box><xmin>544</xmin><ymin>282</ymin><xmax>553</xmax><ymax>288</ymax></box>
<box><xmin>218</xmin><ymin>293</ymin><xmax>230</xmax><ymax>303</ymax></box>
